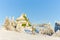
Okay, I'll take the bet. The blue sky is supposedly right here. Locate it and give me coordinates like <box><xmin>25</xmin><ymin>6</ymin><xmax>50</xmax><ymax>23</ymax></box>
<box><xmin>0</xmin><ymin>0</ymin><xmax>60</xmax><ymax>28</ymax></box>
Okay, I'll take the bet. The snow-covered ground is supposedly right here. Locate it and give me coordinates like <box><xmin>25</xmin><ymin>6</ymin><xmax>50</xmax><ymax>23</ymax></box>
<box><xmin>53</xmin><ymin>30</ymin><xmax>60</xmax><ymax>37</ymax></box>
<box><xmin>0</xmin><ymin>30</ymin><xmax>60</xmax><ymax>40</ymax></box>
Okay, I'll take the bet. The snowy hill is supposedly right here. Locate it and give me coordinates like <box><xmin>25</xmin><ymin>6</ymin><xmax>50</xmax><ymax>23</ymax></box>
<box><xmin>0</xmin><ymin>30</ymin><xmax>60</xmax><ymax>40</ymax></box>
